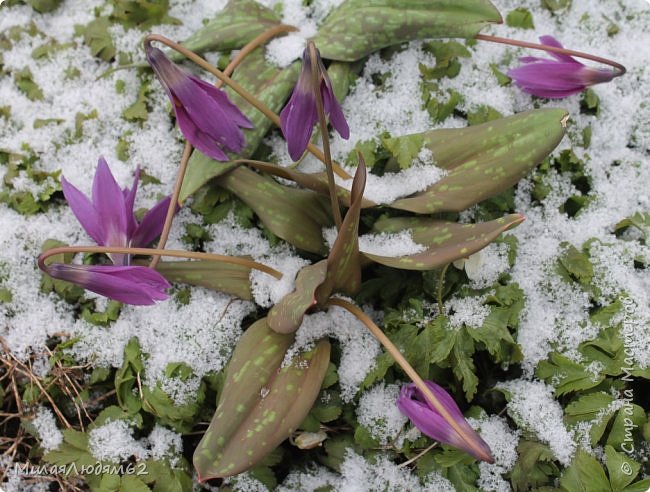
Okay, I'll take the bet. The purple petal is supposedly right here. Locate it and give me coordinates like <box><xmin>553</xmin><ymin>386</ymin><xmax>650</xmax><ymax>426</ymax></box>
<box><xmin>538</xmin><ymin>35</ymin><xmax>579</xmax><ymax>64</ymax></box>
<box><xmin>131</xmin><ymin>196</ymin><xmax>174</xmax><ymax>248</ymax></box>
<box><xmin>172</xmin><ymin>78</ymin><xmax>248</xmax><ymax>154</ymax></box>
<box><xmin>518</xmin><ymin>56</ymin><xmax>551</xmax><ymax>63</ymax></box>
<box><xmin>174</xmin><ymin>103</ymin><xmax>229</xmax><ymax>161</ymax></box>
<box><xmin>397</xmin><ymin>385</ymin><xmax>461</xmax><ymax>446</ymax></box>
<box><xmin>91</xmin><ymin>158</ymin><xmax>129</xmax><ymax>249</ymax></box>
<box><xmin>280</xmin><ymin>86</ymin><xmax>318</xmax><ymax>161</ymax></box>
<box><xmin>146</xmin><ymin>46</ymin><xmax>187</xmax><ymax>103</ymax></box>
<box><xmin>396</xmin><ymin>381</ymin><xmax>493</xmax><ymax>462</ymax></box>
<box><xmin>47</xmin><ymin>263</ymin><xmax>170</xmax><ymax>305</ymax></box>
<box><xmin>189</xmin><ymin>76</ymin><xmax>253</xmax><ymax>130</ymax></box>
<box><xmin>321</xmin><ymin>78</ymin><xmax>350</xmax><ymax>139</ymax></box>
<box><xmin>123</xmin><ymin>167</ymin><xmax>140</xmax><ymax>239</ymax></box>
<box><xmin>146</xmin><ymin>44</ymin><xmax>250</xmax><ymax>158</ymax></box>
<box><xmin>61</xmin><ymin>176</ymin><xmax>104</xmax><ymax>245</ymax></box>
<box><xmin>508</xmin><ymin>62</ymin><xmax>590</xmax><ymax>90</ymax></box>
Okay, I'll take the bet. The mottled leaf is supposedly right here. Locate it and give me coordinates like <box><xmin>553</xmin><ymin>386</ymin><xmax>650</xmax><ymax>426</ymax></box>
<box><xmin>176</xmin><ymin>0</ymin><xmax>281</xmax><ymax>59</ymax></box>
<box><xmin>365</xmin><ymin>214</ymin><xmax>524</xmax><ymax>270</ymax></box>
<box><xmin>194</xmin><ymin>318</ymin><xmax>330</xmax><ymax>479</ymax></box>
<box><xmin>218</xmin><ymin>167</ymin><xmax>333</xmax><ymax>254</ymax></box>
<box><xmin>315</xmin><ymin>0</ymin><xmax>502</xmax><ymax>62</ymax></box>
<box><xmin>268</xmin><ymin>261</ymin><xmax>328</xmax><ymax>334</ymax></box>
<box><xmin>315</xmin><ymin>159</ymin><xmax>367</xmax><ymax>302</ymax></box>
<box><xmin>391</xmin><ymin>109</ymin><xmax>568</xmax><ymax>213</ymax></box>
<box><xmin>236</xmin><ymin>160</ymin><xmax>374</xmax><ymax>209</ymax></box>
<box><xmin>179</xmin><ymin>49</ymin><xmax>300</xmax><ymax>202</ymax></box>
<box><xmin>155</xmin><ymin>260</ymin><xmax>252</xmax><ymax>300</ymax></box>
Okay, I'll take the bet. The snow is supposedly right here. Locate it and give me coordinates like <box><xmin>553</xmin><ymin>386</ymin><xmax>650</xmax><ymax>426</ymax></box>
<box><xmin>89</xmin><ymin>420</ymin><xmax>150</xmax><ymax>463</ymax></box>
<box><xmin>470</xmin><ymin>415</ymin><xmax>521</xmax><ymax>492</ymax></box>
<box><xmin>446</xmin><ymin>294</ymin><xmax>491</xmax><ymax>330</ymax></box>
<box><xmin>88</xmin><ymin>420</ymin><xmax>182</xmax><ymax>465</ymax></box>
<box><xmin>278</xmin><ymin>449</ymin><xmax>455</xmax><ymax>491</ymax></box>
<box><xmin>69</xmin><ymin>289</ymin><xmax>254</xmax><ymax>404</ymax></box>
<box><xmin>454</xmin><ymin>242</ymin><xmax>512</xmax><ymax>289</ymax></box>
<box><xmin>323</xmin><ymin>227</ymin><xmax>427</xmax><ymax>257</ymax></box>
<box><xmin>31</xmin><ymin>407</ymin><xmax>63</xmax><ymax>452</ymax></box>
<box><xmin>264</xmin><ymin>0</ymin><xmax>317</xmax><ymax>67</ymax></box>
<box><xmin>500</xmin><ymin>379</ymin><xmax>576</xmax><ymax>465</ymax></box>
<box><xmin>356</xmin><ymin>383</ymin><xmax>408</xmax><ymax>445</ymax></box>
<box><xmin>284</xmin><ymin>303</ymin><xmax>381</xmax><ymax>402</ymax></box>
<box><xmin>250</xmin><ymin>250</ymin><xmax>309</xmax><ymax>308</ymax></box>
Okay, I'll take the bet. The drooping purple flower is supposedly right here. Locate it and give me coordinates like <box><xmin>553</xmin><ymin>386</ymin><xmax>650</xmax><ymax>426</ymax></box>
<box><xmin>507</xmin><ymin>35</ymin><xmax>617</xmax><ymax>99</ymax></box>
<box><xmin>145</xmin><ymin>42</ymin><xmax>253</xmax><ymax>161</ymax></box>
<box><xmin>280</xmin><ymin>47</ymin><xmax>350</xmax><ymax>161</ymax></box>
<box><xmin>61</xmin><ymin>157</ymin><xmax>170</xmax><ymax>266</ymax></box>
<box><xmin>45</xmin><ymin>264</ymin><xmax>170</xmax><ymax>306</ymax></box>
<box><xmin>396</xmin><ymin>381</ymin><xmax>494</xmax><ymax>462</ymax></box>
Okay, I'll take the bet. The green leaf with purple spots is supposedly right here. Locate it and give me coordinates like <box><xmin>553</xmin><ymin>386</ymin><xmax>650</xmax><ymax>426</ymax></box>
<box><xmin>365</xmin><ymin>213</ymin><xmax>524</xmax><ymax>270</ymax></box>
<box><xmin>315</xmin><ymin>0</ymin><xmax>502</xmax><ymax>62</ymax></box>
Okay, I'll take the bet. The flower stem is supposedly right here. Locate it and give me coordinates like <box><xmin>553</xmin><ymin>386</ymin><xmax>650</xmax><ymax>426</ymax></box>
<box><xmin>144</xmin><ymin>33</ymin><xmax>352</xmax><ymax>179</ymax></box>
<box><xmin>475</xmin><ymin>33</ymin><xmax>626</xmax><ymax>76</ymax></box>
<box><xmin>149</xmin><ymin>141</ymin><xmax>191</xmax><ymax>269</ymax></box>
<box><xmin>309</xmin><ymin>41</ymin><xmax>342</xmax><ymax>230</ymax></box>
<box><xmin>327</xmin><ymin>297</ymin><xmax>494</xmax><ymax>463</ymax></box>
<box><xmin>437</xmin><ymin>263</ymin><xmax>449</xmax><ymax>316</ymax></box>
<box><xmin>149</xmin><ymin>25</ymin><xmax>296</xmax><ymax>270</ymax></box>
<box><xmin>39</xmin><ymin>246</ymin><xmax>283</xmax><ymax>279</ymax></box>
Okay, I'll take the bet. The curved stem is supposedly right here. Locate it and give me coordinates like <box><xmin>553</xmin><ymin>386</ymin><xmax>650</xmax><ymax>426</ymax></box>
<box><xmin>309</xmin><ymin>41</ymin><xmax>342</xmax><ymax>230</ymax></box>
<box><xmin>214</xmin><ymin>24</ymin><xmax>298</xmax><ymax>89</ymax></box>
<box><xmin>149</xmin><ymin>25</ymin><xmax>297</xmax><ymax>270</ymax></box>
<box><xmin>144</xmin><ymin>33</ymin><xmax>352</xmax><ymax>179</ymax></box>
<box><xmin>327</xmin><ymin>297</ymin><xmax>494</xmax><ymax>463</ymax></box>
<box><xmin>475</xmin><ymin>33</ymin><xmax>626</xmax><ymax>75</ymax></box>
<box><xmin>149</xmin><ymin>141</ymin><xmax>192</xmax><ymax>269</ymax></box>
<box><xmin>39</xmin><ymin>246</ymin><xmax>283</xmax><ymax>279</ymax></box>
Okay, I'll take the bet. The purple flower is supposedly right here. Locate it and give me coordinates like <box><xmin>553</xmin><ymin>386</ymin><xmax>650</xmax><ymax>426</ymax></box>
<box><xmin>145</xmin><ymin>42</ymin><xmax>253</xmax><ymax>161</ymax></box>
<box><xmin>396</xmin><ymin>381</ymin><xmax>494</xmax><ymax>462</ymax></box>
<box><xmin>280</xmin><ymin>47</ymin><xmax>349</xmax><ymax>161</ymax></box>
<box><xmin>46</xmin><ymin>157</ymin><xmax>172</xmax><ymax>305</ymax></box>
<box><xmin>45</xmin><ymin>264</ymin><xmax>170</xmax><ymax>306</ymax></box>
<box><xmin>507</xmin><ymin>35</ymin><xmax>617</xmax><ymax>99</ymax></box>
<box><xmin>61</xmin><ymin>157</ymin><xmax>170</xmax><ymax>266</ymax></box>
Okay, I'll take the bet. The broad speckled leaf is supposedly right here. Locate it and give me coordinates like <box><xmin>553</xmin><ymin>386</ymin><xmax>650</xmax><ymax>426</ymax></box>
<box><xmin>315</xmin><ymin>158</ymin><xmax>367</xmax><ymax>302</ymax></box>
<box><xmin>194</xmin><ymin>318</ymin><xmax>330</xmax><ymax>479</ymax></box>
<box><xmin>179</xmin><ymin>49</ymin><xmax>300</xmax><ymax>202</ymax></box>
<box><xmin>155</xmin><ymin>260</ymin><xmax>252</xmax><ymax>300</ymax></box>
<box><xmin>268</xmin><ymin>261</ymin><xmax>328</xmax><ymax>334</ymax></box>
<box><xmin>218</xmin><ymin>167</ymin><xmax>333</xmax><ymax>254</ymax></box>
<box><xmin>175</xmin><ymin>0</ymin><xmax>281</xmax><ymax>59</ymax></box>
<box><xmin>391</xmin><ymin>109</ymin><xmax>568</xmax><ymax>213</ymax></box>
<box><xmin>315</xmin><ymin>0</ymin><xmax>502</xmax><ymax>62</ymax></box>
<box><xmin>365</xmin><ymin>214</ymin><xmax>524</xmax><ymax>270</ymax></box>
<box><xmin>236</xmin><ymin>160</ymin><xmax>375</xmax><ymax>209</ymax></box>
